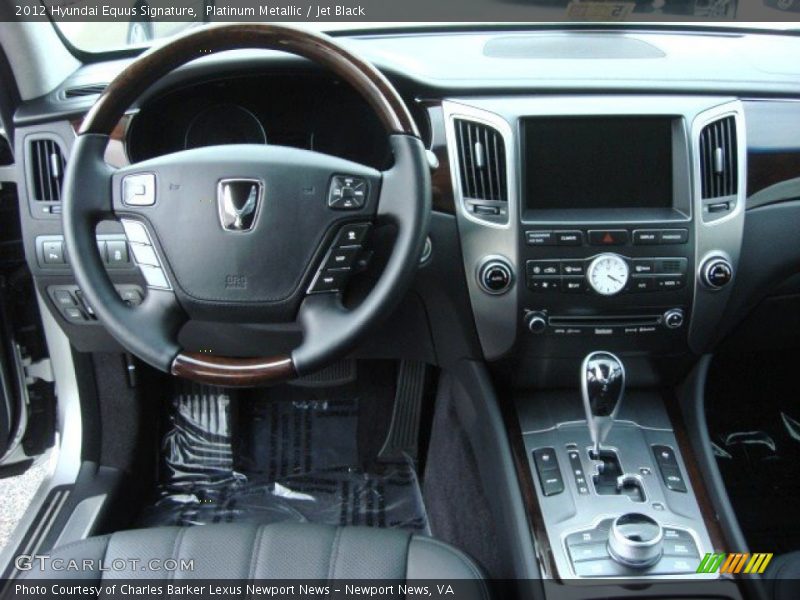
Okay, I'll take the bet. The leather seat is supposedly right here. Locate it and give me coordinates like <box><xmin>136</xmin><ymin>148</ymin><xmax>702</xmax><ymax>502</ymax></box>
<box><xmin>765</xmin><ymin>552</ymin><xmax>800</xmax><ymax>600</ymax></box>
<box><xmin>24</xmin><ymin>523</ymin><xmax>487</xmax><ymax>587</ymax></box>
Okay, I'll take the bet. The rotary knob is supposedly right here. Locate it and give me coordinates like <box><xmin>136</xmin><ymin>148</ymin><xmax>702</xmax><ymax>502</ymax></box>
<box><xmin>478</xmin><ymin>259</ymin><xmax>513</xmax><ymax>295</ymax></box>
<box><xmin>701</xmin><ymin>257</ymin><xmax>733</xmax><ymax>290</ymax></box>
<box><xmin>607</xmin><ymin>513</ymin><xmax>664</xmax><ymax>569</ymax></box>
<box><xmin>663</xmin><ymin>308</ymin><xmax>685</xmax><ymax>330</ymax></box>
<box><xmin>525</xmin><ymin>311</ymin><xmax>548</xmax><ymax>334</ymax></box>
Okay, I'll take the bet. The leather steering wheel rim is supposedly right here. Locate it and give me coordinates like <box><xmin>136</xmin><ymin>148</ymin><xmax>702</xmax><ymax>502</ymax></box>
<box><xmin>63</xmin><ymin>23</ymin><xmax>430</xmax><ymax>386</ymax></box>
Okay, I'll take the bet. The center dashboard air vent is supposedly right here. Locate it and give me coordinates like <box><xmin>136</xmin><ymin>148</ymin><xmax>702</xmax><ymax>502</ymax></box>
<box><xmin>698</xmin><ymin>115</ymin><xmax>738</xmax><ymax>220</ymax></box>
<box><xmin>63</xmin><ymin>84</ymin><xmax>107</xmax><ymax>99</ymax></box>
<box><xmin>453</xmin><ymin>118</ymin><xmax>508</xmax><ymax>222</ymax></box>
<box><xmin>27</xmin><ymin>138</ymin><xmax>66</xmax><ymax>212</ymax></box>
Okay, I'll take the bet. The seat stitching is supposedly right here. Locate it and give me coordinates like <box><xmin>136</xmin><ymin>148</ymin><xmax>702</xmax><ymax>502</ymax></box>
<box><xmin>249</xmin><ymin>525</ymin><xmax>267</xmax><ymax>586</ymax></box>
<box><xmin>99</xmin><ymin>533</ymin><xmax>111</xmax><ymax>584</ymax></box>
<box><xmin>326</xmin><ymin>527</ymin><xmax>344</xmax><ymax>584</ymax></box>
<box><xmin>168</xmin><ymin>528</ymin><xmax>187</xmax><ymax>588</ymax></box>
<box><xmin>411</xmin><ymin>536</ymin><xmax>489</xmax><ymax>600</ymax></box>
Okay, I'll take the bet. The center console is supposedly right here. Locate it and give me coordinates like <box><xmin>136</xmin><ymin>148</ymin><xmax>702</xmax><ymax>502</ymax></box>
<box><xmin>443</xmin><ymin>96</ymin><xmax>746</xmax><ymax>362</ymax></box>
<box><xmin>442</xmin><ymin>96</ymin><xmax>747</xmax><ymax>584</ymax></box>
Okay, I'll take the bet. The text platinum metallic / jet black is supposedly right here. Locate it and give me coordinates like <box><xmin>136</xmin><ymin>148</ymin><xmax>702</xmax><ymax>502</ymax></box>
<box><xmin>217</xmin><ymin>178</ymin><xmax>263</xmax><ymax>232</ymax></box>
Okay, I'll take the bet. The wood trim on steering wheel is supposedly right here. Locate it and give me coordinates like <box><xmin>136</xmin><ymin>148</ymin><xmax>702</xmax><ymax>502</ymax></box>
<box><xmin>79</xmin><ymin>23</ymin><xmax>419</xmax><ymax>138</ymax></box>
<box><xmin>74</xmin><ymin>24</ymin><xmax>422</xmax><ymax>387</ymax></box>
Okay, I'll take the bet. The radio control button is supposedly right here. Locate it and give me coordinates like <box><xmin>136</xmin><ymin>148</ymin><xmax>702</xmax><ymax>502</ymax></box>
<box><xmin>633</xmin><ymin>230</ymin><xmax>660</xmax><ymax>245</ymax></box>
<box><xmin>588</xmin><ymin>230</ymin><xmax>629</xmax><ymax>246</ymax></box>
<box><xmin>556</xmin><ymin>230</ymin><xmax>584</xmax><ymax>246</ymax></box>
<box><xmin>660</xmin><ymin>229</ymin><xmax>689</xmax><ymax>244</ymax></box>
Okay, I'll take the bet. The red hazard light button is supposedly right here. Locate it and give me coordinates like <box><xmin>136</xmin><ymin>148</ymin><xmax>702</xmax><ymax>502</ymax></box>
<box><xmin>588</xmin><ymin>230</ymin><xmax>630</xmax><ymax>246</ymax></box>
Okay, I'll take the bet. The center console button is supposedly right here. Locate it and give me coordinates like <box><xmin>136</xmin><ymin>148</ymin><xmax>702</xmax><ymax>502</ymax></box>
<box><xmin>527</xmin><ymin>260</ymin><xmax>560</xmax><ymax>276</ymax></box>
<box><xmin>528</xmin><ymin>277</ymin><xmax>560</xmax><ymax>292</ymax></box>
<box><xmin>566</xmin><ymin>527</ymin><xmax>610</xmax><ymax>547</ymax></box>
<box><xmin>563</xmin><ymin>277</ymin><xmax>586</xmax><ymax>293</ymax></box>
<box><xmin>526</xmin><ymin>231</ymin><xmax>555</xmax><ymax>246</ymax></box>
<box><xmin>574</xmin><ymin>559</ymin><xmax>631</xmax><ymax>577</ymax></box>
<box><xmin>561</xmin><ymin>260</ymin><xmax>585</xmax><ymax>276</ymax></box>
<box><xmin>632</xmin><ymin>259</ymin><xmax>655</xmax><ymax>275</ymax></box>
<box><xmin>630</xmin><ymin>277</ymin><xmax>655</xmax><ymax>292</ymax></box>
<box><xmin>533</xmin><ymin>448</ymin><xmax>564</xmax><ymax>497</ymax></box>
<box><xmin>663</xmin><ymin>539</ymin><xmax>699</xmax><ymax>558</ymax></box>
<box><xmin>660</xmin><ymin>229</ymin><xmax>689</xmax><ymax>244</ymax></box>
<box><xmin>570</xmin><ymin>542</ymin><xmax>611</xmax><ymax>562</ymax></box>
<box><xmin>556</xmin><ymin>230</ymin><xmax>584</xmax><ymax>246</ymax></box>
<box><xmin>588</xmin><ymin>230</ymin><xmax>629</xmax><ymax>246</ymax></box>
<box><xmin>655</xmin><ymin>276</ymin><xmax>686</xmax><ymax>291</ymax></box>
<box><xmin>633</xmin><ymin>230</ymin><xmax>660</xmax><ymax>245</ymax></box>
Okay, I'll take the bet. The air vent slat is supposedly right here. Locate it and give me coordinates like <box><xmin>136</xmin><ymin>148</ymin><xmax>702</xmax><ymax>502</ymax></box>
<box><xmin>64</xmin><ymin>84</ymin><xmax>107</xmax><ymax>98</ymax></box>
<box><xmin>699</xmin><ymin>116</ymin><xmax>737</xmax><ymax>200</ymax></box>
<box><xmin>453</xmin><ymin>118</ymin><xmax>507</xmax><ymax>204</ymax></box>
<box><xmin>28</xmin><ymin>138</ymin><xmax>65</xmax><ymax>202</ymax></box>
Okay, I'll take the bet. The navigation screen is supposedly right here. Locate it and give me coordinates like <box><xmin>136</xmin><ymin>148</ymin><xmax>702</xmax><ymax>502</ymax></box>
<box><xmin>523</xmin><ymin>117</ymin><xmax>674</xmax><ymax>210</ymax></box>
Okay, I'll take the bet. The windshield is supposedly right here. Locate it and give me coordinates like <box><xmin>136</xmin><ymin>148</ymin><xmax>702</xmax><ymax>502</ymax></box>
<box><xmin>51</xmin><ymin>1</ymin><xmax>799</xmax><ymax>55</ymax></box>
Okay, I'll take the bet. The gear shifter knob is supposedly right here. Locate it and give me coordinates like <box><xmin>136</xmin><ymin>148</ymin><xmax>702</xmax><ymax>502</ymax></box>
<box><xmin>581</xmin><ymin>351</ymin><xmax>625</xmax><ymax>454</ymax></box>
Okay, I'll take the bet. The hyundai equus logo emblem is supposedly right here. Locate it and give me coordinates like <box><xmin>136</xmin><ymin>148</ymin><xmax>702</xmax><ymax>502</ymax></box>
<box><xmin>217</xmin><ymin>179</ymin><xmax>263</xmax><ymax>232</ymax></box>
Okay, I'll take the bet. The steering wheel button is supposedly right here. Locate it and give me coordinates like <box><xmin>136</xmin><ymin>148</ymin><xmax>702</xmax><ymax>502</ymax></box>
<box><xmin>335</xmin><ymin>223</ymin><xmax>370</xmax><ymax>247</ymax></box>
<box><xmin>329</xmin><ymin>176</ymin><xmax>368</xmax><ymax>210</ymax></box>
<box><xmin>130</xmin><ymin>243</ymin><xmax>160</xmax><ymax>267</ymax></box>
<box><xmin>324</xmin><ymin>247</ymin><xmax>359</xmax><ymax>271</ymax></box>
<box><xmin>122</xmin><ymin>173</ymin><xmax>156</xmax><ymax>206</ymax></box>
<box><xmin>309</xmin><ymin>270</ymin><xmax>348</xmax><ymax>294</ymax></box>
<box><xmin>42</xmin><ymin>240</ymin><xmax>65</xmax><ymax>264</ymax></box>
<box><xmin>106</xmin><ymin>241</ymin><xmax>130</xmax><ymax>266</ymax></box>
<box><xmin>140</xmin><ymin>266</ymin><xmax>170</xmax><ymax>290</ymax></box>
<box><xmin>121</xmin><ymin>220</ymin><xmax>152</xmax><ymax>246</ymax></box>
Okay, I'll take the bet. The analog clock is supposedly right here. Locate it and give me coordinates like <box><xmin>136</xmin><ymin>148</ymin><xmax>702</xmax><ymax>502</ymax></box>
<box><xmin>587</xmin><ymin>254</ymin><xmax>630</xmax><ymax>296</ymax></box>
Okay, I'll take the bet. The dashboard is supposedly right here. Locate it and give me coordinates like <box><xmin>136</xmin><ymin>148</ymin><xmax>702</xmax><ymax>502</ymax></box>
<box><xmin>8</xmin><ymin>27</ymin><xmax>800</xmax><ymax>384</ymax></box>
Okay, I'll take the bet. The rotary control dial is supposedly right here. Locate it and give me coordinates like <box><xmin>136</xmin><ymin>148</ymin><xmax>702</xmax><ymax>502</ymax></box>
<box><xmin>587</xmin><ymin>253</ymin><xmax>630</xmax><ymax>296</ymax></box>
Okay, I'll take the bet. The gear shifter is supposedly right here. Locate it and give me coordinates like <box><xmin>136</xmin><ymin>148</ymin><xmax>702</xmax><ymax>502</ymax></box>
<box><xmin>581</xmin><ymin>351</ymin><xmax>625</xmax><ymax>455</ymax></box>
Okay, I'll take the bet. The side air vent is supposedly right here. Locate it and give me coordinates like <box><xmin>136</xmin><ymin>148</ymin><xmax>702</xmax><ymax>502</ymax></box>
<box><xmin>699</xmin><ymin>116</ymin><xmax>738</xmax><ymax>199</ymax></box>
<box><xmin>453</xmin><ymin>118</ymin><xmax>508</xmax><ymax>222</ymax></box>
<box><xmin>28</xmin><ymin>139</ymin><xmax>65</xmax><ymax>202</ymax></box>
<box><xmin>63</xmin><ymin>84</ymin><xmax>106</xmax><ymax>99</ymax></box>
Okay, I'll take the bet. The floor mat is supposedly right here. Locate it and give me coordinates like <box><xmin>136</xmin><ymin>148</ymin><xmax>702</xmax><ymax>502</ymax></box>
<box><xmin>137</xmin><ymin>381</ymin><xmax>429</xmax><ymax>533</ymax></box>
<box><xmin>707</xmin><ymin>351</ymin><xmax>800</xmax><ymax>553</ymax></box>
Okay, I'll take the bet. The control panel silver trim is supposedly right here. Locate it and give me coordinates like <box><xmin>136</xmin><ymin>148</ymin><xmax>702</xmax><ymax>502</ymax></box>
<box><xmin>688</xmin><ymin>101</ymin><xmax>747</xmax><ymax>353</ymax></box>
<box><xmin>443</xmin><ymin>101</ymin><xmax>518</xmax><ymax>359</ymax></box>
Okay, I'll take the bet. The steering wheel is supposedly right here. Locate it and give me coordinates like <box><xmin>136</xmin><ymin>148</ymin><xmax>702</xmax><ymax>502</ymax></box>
<box><xmin>63</xmin><ymin>24</ymin><xmax>430</xmax><ymax>386</ymax></box>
